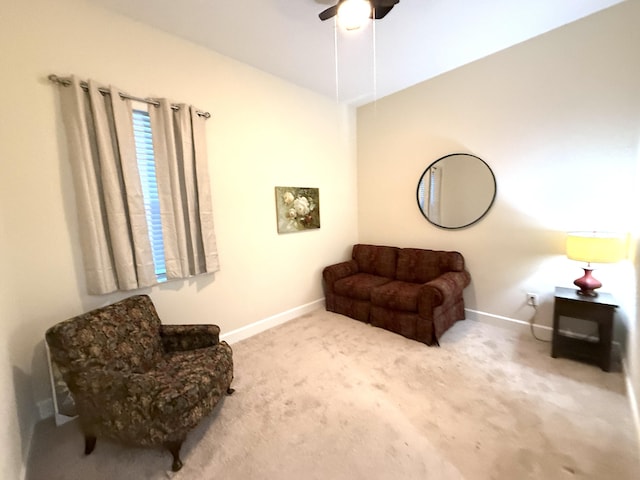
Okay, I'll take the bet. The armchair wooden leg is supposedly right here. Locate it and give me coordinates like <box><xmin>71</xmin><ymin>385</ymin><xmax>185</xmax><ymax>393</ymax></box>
<box><xmin>226</xmin><ymin>387</ymin><xmax>235</xmax><ymax>395</ymax></box>
<box><xmin>84</xmin><ymin>435</ymin><xmax>97</xmax><ymax>455</ymax></box>
<box><xmin>166</xmin><ymin>441</ymin><xmax>184</xmax><ymax>472</ymax></box>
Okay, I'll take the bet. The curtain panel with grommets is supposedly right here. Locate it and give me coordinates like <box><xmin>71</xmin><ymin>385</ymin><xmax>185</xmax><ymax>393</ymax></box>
<box><xmin>54</xmin><ymin>76</ymin><xmax>219</xmax><ymax>294</ymax></box>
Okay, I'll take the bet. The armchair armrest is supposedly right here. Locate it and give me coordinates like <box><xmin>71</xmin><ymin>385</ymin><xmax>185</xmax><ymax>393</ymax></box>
<box><xmin>418</xmin><ymin>270</ymin><xmax>471</xmax><ymax>313</ymax></box>
<box><xmin>322</xmin><ymin>260</ymin><xmax>358</xmax><ymax>293</ymax></box>
<box><xmin>160</xmin><ymin>324</ymin><xmax>221</xmax><ymax>352</ymax></box>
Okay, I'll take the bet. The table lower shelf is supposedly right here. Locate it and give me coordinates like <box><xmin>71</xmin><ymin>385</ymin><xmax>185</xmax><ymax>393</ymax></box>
<box><xmin>552</xmin><ymin>333</ymin><xmax>610</xmax><ymax>371</ymax></box>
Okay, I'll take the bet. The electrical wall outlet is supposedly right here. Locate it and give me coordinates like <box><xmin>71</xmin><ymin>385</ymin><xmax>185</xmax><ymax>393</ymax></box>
<box><xmin>526</xmin><ymin>293</ymin><xmax>538</xmax><ymax>307</ymax></box>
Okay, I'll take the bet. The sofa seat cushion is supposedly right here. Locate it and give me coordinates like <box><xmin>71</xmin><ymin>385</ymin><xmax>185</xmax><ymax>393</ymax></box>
<box><xmin>371</xmin><ymin>281</ymin><xmax>422</xmax><ymax>312</ymax></box>
<box><xmin>334</xmin><ymin>273</ymin><xmax>393</xmax><ymax>301</ymax></box>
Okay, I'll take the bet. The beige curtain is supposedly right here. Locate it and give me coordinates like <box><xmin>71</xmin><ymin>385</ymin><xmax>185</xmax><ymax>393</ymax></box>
<box><xmin>57</xmin><ymin>77</ymin><xmax>156</xmax><ymax>294</ymax></box>
<box><xmin>149</xmin><ymin>100</ymin><xmax>220</xmax><ymax>278</ymax></box>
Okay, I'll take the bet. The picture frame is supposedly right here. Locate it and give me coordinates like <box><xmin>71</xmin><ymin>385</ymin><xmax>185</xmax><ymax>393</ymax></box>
<box><xmin>275</xmin><ymin>186</ymin><xmax>320</xmax><ymax>234</ymax></box>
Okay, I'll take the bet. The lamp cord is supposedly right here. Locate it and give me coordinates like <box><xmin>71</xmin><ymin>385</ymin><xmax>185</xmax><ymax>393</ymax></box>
<box><xmin>529</xmin><ymin>304</ymin><xmax>551</xmax><ymax>343</ymax></box>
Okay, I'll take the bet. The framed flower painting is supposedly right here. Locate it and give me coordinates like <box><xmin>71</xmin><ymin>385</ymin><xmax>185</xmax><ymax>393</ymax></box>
<box><xmin>275</xmin><ymin>186</ymin><xmax>320</xmax><ymax>234</ymax></box>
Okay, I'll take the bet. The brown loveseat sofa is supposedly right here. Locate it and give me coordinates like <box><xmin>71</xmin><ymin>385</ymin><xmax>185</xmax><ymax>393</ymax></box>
<box><xmin>323</xmin><ymin>244</ymin><xmax>471</xmax><ymax>346</ymax></box>
<box><xmin>45</xmin><ymin>295</ymin><xmax>234</xmax><ymax>471</ymax></box>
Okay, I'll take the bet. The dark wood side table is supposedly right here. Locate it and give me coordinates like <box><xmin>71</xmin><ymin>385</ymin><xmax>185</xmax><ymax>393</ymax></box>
<box><xmin>551</xmin><ymin>286</ymin><xmax>618</xmax><ymax>371</ymax></box>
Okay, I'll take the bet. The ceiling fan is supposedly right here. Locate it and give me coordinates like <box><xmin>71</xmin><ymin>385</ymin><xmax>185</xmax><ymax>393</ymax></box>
<box><xmin>318</xmin><ymin>0</ymin><xmax>400</xmax><ymax>22</ymax></box>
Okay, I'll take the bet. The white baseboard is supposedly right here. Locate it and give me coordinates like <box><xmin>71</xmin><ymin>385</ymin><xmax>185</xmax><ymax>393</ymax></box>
<box><xmin>465</xmin><ymin>308</ymin><xmax>553</xmax><ymax>339</ymax></box>
<box><xmin>221</xmin><ymin>298</ymin><xmax>325</xmax><ymax>345</ymax></box>
<box><xmin>622</xmin><ymin>357</ymin><xmax>640</xmax><ymax>457</ymax></box>
<box><xmin>465</xmin><ymin>307</ymin><xmax>626</xmax><ymax>348</ymax></box>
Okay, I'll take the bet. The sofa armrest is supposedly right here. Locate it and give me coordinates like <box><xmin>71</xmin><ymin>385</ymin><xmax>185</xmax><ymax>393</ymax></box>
<box><xmin>160</xmin><ymin>324</ymin><xmax>221</xmax><ymax>352</ymax></box>
<box><xmin>322</xmin><ymin>260</ymin><xmax>358</xmax><ymax>293</ymax></box>
<box><xmin>418</xmin><ymin>270</ymin><xmax>471</xmax><ymax>312</ymax></box>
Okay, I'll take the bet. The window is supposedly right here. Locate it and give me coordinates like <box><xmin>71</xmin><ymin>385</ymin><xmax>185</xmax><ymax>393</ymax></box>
<box><xmin>132</xmin><ymin>108</ymin><xmax>167</xmax><ymax>282</ymax></box>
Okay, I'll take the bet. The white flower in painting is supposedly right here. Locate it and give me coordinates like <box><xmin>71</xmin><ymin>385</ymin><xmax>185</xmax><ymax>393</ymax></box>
<box><xmin>308</xmin><ymin>198</ymin><xmax>316</xmax><ymax>212</ymax></box>
<box><xmin>287</xmin><ymin>208</ymin><xmax>297</xmax><ymax>219</ymax></box>
<box><xmin>282</xmin><ymin>191</ymin><xmax>295</xmax><ymax>205</ymax></box>
<box><xmin>293</xmin><ymin>196</ymin><xmax>310</xmax><ymax>216</ymax></box>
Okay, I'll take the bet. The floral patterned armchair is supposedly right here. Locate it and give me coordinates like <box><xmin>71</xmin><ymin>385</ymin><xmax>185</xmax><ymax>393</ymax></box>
<box><xmin>45</xmin><ymin>294</ymin><xmax>234</xmax><ymax>472</ymax></box>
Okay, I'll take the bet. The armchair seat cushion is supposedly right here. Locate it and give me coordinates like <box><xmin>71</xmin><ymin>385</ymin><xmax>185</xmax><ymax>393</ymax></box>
<box><xmin>334</xmin><ymin>273</ymin><xmax>392</xmax><ymax>301</ymax></box>
<box><xmin>151</xmin><ymin>342</ymin><xmax>234</xmax><ymax>417</ymax></box>
<box><xmin>371</xmin><ymin>281</ymin><xmax>422</xmax><ymax>312</ymax></box>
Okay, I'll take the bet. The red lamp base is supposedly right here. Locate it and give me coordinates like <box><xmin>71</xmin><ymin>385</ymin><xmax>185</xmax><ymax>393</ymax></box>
<box><xmin>574</xmin><ymin>268</ymin><xmax>602</xmax><ymax>297</ymax></box>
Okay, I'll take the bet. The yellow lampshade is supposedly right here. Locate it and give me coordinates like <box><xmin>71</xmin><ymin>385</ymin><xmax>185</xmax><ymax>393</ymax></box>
<box><xmin>566</xmin><ymin>231</ymin><xmax>625</xmax><ymax>265</ymax></box>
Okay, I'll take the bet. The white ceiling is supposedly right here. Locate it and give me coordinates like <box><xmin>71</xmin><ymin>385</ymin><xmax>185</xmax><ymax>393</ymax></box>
<box><xmin>89</xmin><ymin>0</ymin><xmax>624</xmax><ymax>106</ymax></box>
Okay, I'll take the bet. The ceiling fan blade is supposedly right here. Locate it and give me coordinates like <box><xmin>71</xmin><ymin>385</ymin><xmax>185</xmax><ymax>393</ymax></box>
<box><xmin>318</xmin><ymin>0</ymin><xmax>399</xmax><ymax>22</ymax></box>
<box><xmin>372</xmin><ymin>5</ymin><xmax>394</xmax><ymax>19</ymax></box>
<box><xmin>318</xmin><ymin>4</ymin><xmax>339</xmax><ymax>21</ymax></box>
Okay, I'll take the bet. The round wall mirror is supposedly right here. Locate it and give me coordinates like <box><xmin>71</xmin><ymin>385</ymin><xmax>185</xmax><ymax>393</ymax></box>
<box><xmin>416</xmin><ymin>153</ymin><xmax>497</xmax><ymax>229</ymax></box>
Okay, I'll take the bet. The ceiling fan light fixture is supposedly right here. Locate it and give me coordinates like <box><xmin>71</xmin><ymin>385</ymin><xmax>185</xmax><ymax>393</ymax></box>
<box><xmin>337</xmin><ymin>0</ymin><xmax>372</xmax><ymax>30</ymax></box>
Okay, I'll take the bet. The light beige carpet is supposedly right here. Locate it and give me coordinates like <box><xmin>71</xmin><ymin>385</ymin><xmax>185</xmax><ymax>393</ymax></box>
<box><xmin>27</xmin><ymin>310</ymin><xmax>640</xmax><ymax>479</ymax></box>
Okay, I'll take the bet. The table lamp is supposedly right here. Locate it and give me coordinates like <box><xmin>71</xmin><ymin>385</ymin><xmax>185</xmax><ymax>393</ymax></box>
<box><xmin>566</xmin><ymin>231</ymin><xmax>625</xmax><ymax>297</ymax></box>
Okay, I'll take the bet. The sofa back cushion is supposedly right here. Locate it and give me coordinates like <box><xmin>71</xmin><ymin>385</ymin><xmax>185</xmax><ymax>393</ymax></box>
<box><xmin>46</xmin><ymin>295</ymin><xmax>164</xmax><ymax>378</ymax></box>
<box><xmin>395</xmin><ymin>249</ymin><xmax>465</xmax><ymax>284</ymax></box>
<box><xmin>352</xmin><ymin>244</ymin><xmax>399</xmax><ymax>279</ymax></box>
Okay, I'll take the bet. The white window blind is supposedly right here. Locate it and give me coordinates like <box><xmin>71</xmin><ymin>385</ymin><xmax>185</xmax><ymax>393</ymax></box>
<box><xmin>132</xmin><ymin>108</ymin><xmax>167</xmax><ymax>282</ymax></box>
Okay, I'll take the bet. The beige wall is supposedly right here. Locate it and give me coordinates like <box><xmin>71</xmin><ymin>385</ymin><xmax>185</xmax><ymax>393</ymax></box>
<box><xmin>0</xmin><ymin>0</ymin><xmax>358</xmax><ymax>476</ymax></box>
<box><xmin>358</xmin><ymin>1</ymin><xmax>640</xmax><ymax>420</ymax></box>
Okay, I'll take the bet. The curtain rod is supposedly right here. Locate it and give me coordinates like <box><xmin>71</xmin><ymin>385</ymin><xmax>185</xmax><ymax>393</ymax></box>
<box><xmin>48</xmin><ymin>74</ymin><xmax>211</xmax><ymax>119</ymax></box>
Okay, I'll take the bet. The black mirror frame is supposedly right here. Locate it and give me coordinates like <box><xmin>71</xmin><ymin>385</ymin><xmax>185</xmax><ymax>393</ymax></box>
<box><xmin>416</xmin><ymin>153</ymin><xmax>497</xmax><ymax>230</ymax></box>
